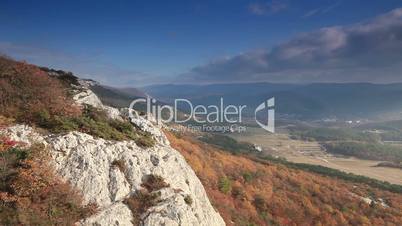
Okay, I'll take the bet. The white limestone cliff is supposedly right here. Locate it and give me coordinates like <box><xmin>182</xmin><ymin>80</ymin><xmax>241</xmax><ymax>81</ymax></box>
<box><xmin>1</xmin><ymin>84</ymin><xmax>225</xmax><ymax>226</ymax></box>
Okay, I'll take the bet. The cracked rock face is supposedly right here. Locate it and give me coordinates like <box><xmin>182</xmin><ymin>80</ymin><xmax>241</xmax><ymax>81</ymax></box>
<box><xmin>49</xmin><ymin>131</ymin><xmax>224</xmax><ymax>226</ymax></box>
<box><xmin>3</xmin><ymin>127</ymin><xmax>224</xmax><ymax>226</ymax></box>
<box><xmin>73</xmin><ymin>88</ymin><xmax>123</xmax><ymax>121</ymax></box>
<box><xmin>73</xmin><ymin>88</ymin><xmax>103</xmax><ymax>109</ymax></box>
<box><xmin>1</xmin><ymin>85</ymin><xmax>225</xmax><ymax>226</ymax></box>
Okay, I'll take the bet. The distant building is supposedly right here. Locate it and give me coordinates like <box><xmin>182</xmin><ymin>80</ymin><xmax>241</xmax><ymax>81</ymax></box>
<box><xmin>253</xmin><ymin>144</ymin><xmax>262</xmax><ymax>152</ymax></box>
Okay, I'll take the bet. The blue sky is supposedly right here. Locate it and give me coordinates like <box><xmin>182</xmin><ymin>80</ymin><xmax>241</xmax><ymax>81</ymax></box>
<box><xmin>1</xmin><ymin>0</ymin><xmax>402</xmax><ymax>86</ymax></box>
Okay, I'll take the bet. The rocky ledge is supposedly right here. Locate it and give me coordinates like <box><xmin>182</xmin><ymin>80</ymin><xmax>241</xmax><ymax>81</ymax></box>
<box><xmin>1</xmin><ymin>87</ymin><xmax>225</xmax><ymax>226</ymax></box>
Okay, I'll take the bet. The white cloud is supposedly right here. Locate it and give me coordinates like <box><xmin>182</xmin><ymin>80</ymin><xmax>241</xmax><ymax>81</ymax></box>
<box><xmin>302</xmin><ymin>1</ymin><xmax>341</xmax><ymax>18</ymax></box>
<box><xmin>248</xmin><ymin>1</ymin><xmax>288</xmax><ymax>15</ymax></box>
<box><xmin>180</xmin><ymin>8</ymin><xmax>402</xmax><ymax>84</ymax></box>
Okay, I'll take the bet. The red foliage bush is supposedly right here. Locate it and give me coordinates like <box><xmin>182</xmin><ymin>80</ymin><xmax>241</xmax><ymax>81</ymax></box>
<box><xmin>0</xmin><ymin>56</ymin><xmax>80</xmax><ymax>123</ymax></box>
<box><xmin>0</xmin><ymin>142</ymin><xmax>97</xmax><ymax>225</ymax></box>
<box><xmin>0</xmin><ymin>136</ymin><xmax>18</xmax><ymax>152</ymax></box>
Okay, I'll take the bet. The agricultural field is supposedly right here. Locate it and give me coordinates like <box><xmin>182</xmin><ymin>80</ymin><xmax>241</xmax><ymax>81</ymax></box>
<box><xmin>229</xmin><ymin>127</ymin><xmax>402</xmax><ymax>185</ymax></box>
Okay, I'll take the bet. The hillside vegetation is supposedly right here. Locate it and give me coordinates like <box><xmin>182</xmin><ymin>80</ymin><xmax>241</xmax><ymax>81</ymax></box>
<box><xmin>167</xmin><ymin>132</ymin><xmax>402</xmax><ymax>226</ymax></box>
<box><xmin>0</xmin><ymin>56</ymin><xmax>154</xmax><ymax>147</ymax></box>
<box><xmin>0</xmin><ymin>134</ymin><xmax>97</xmax><ymax>225</ymax></box>
<box><xmin>0</xmin><ymin>56</ymin><xmax>158</xmax><ymax>222</ymax></box>
<box><xmin>200</xmin><ymin>133</ymin><xmax>402</xmax><ymax>193</ymax></box>
<box><xmin>0</xmin><ymin>56</ymin><xmax>80</xmax><ymax>123</ymax></box>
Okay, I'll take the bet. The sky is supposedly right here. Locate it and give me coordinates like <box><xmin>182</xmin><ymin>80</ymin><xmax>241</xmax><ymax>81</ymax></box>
<box><xmin>0</xmin><ymin>0</ymin><xmax>401</xmax><ymax>86</ymax></box>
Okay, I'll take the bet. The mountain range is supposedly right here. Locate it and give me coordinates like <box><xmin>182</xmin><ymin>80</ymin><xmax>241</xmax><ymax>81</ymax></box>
<box><xmin>142</xmin><ymin>83</ymin><xmax>402</xmax><ymax>121</ymax></box>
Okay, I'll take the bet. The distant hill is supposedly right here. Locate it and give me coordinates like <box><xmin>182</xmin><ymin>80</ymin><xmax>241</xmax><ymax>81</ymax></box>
<box><xmin>112</xmin><ymin>87</ymin><xmax>147</xmax><ymax>98</ymax></box>
<box><xmin>143</xmin><ymin>83</ymin><xmax>402</xmax><ymax>120</ymax></box>
<box><xmin>90</xmin><ymin>85</ymin><xmax>147</xmax><ymax>108</ymax></box>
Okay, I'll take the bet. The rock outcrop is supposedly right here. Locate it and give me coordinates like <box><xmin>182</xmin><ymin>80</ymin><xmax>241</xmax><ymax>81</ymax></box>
<box><xmin>72</xmin><ymin>87</ymin><xmax>123</xmax><ymax>121</ymax></box>
<box><xmin>1</xmin><ymin>84</ymin><xmax>225</xmax><ymax>226</ymax></box>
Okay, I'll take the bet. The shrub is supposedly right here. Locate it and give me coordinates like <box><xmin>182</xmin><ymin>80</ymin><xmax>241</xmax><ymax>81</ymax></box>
<box><xmin>40</xmin><ymin>67</ymin><xmax>80</xmax><ymax>86</ymax></box>
<box><xmin>199</xmin><ymin>134</ymin><xmax>255</xmax><ymax>154</ymax></box>
<box><xmin>218</xmin><ymin>177</ymin><xmax>232</xmax><ymax>194</ymax></box>
<box><xmin>0</xmin><ymin>115</ymin><xmax>13</xmax><ymax>128</ymax></box>
<box><xmin>253</xmin><ymin>194</ymin><xmax>268</xmax><ymax>212</ymax></box>
<box><xmin>0</xmin><ymin>147</ymin><xmax>29</xmax><ymax>192</ymax></box>
<box><xmin>0</xmin><ymin>56</ymin><xmax>81</xmax><ymax>124</ymax></box>
<box><xmin>232</xmin><ymin>185</ymin><xmax>246</xmax><ymax>200</ymax></box>
<box><xmin>0</xmin><ymin>142</ymin><xmax>97</xmax><ymax>225</ymax></box>
<box><xmin>0</xmin><ymin>136</ymin><xmax>18</xmax><ymax>152</ymax></box>
<box><xmin>111</xmin><ymin>159</ymin><xmax>126</xmax><ymax>172</ymax></box>
<box><xmin>124</xmin><ymin>189</ymin><xmax>162</xmax><ymax>225</ymax></box>
<box><xmin>134</xmin><ymin>134</ymin><xmax>156</xmax><ymax>148</ymax></box>
<box><xmin>184</xmin><ymin>195</ymin><xmax>193</xmax><ymax>206</ymax></box>
<box><xmin>141</xmin><ymin>174</ymin><xmax>169</xmax><ymax>192</ymax></box>
<box><xmin>0</xmin><ymin>56</ymin><xmax>155</xmax><ymax>147</ymax></box>
<box><xmin>242</xmin><ymin>171</ymin><xmax>254</xmax><ymax>183</ymax></box>
<box><xmin>31</xmin><ymin>105</ymin><xmax>155</xmax><ymax>147</ymax></box>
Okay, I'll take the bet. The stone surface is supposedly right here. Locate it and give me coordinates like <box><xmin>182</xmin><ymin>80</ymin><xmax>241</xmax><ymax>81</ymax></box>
<box><xmin>73</xmin><ymin>86</ymin><xmax>123</xmax><ymax>121</ymax></box>
<box><xmin>78</xmin><ymin>202</ymin><xmax>133</xmax><ymax>226</ymax></box>
<box><xmin>1</xmin><ymin>124</ymin><xmax>46</xmax><ymax>147</ymax></box>
<box><xmin>73</xmin><ymin>88</ymin><xmax>103</xmax><ymax>109</ymax></box>
<box><xmin>1</xmin><ymin>84</ymin><xmax>225</xmax><ymax>226</ymax></box>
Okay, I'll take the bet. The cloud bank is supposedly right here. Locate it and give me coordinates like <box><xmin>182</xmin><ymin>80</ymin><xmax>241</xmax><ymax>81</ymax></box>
<box><xmin>180</xmin><ymin>8</ymin><xmax>402</xmax><ymax>84</ymax></box>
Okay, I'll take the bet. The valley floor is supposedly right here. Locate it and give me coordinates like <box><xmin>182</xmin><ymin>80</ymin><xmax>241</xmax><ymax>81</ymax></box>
<box><xmin>229</xmin><ymin>127</ymin><xmax>402</xmax><ymax>185</ymax></box>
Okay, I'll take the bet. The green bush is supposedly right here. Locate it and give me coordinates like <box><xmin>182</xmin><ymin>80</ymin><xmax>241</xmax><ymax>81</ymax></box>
<box><xmin>242</xmin><ymin>171</ymin><xmax>254</xmax><ymax>183</ymax></box>
<box><xmin>0</xmin><ymin>148</ymin><xmax>29</xmax><ymax>192</ymax></box>
<box><xmin>218</xmin><ymin>177</ymin><xmax>232</xmax><ymax>194</ymax></box>
<box><xmin>184</xmin><ymin>195</ymin><xmax>193</xmax><ymax>206</ymax></box>
<box><xmin>32</xmin><ymin>105</ymin><xmax>155</xmax><ymax>147</ymax></box>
